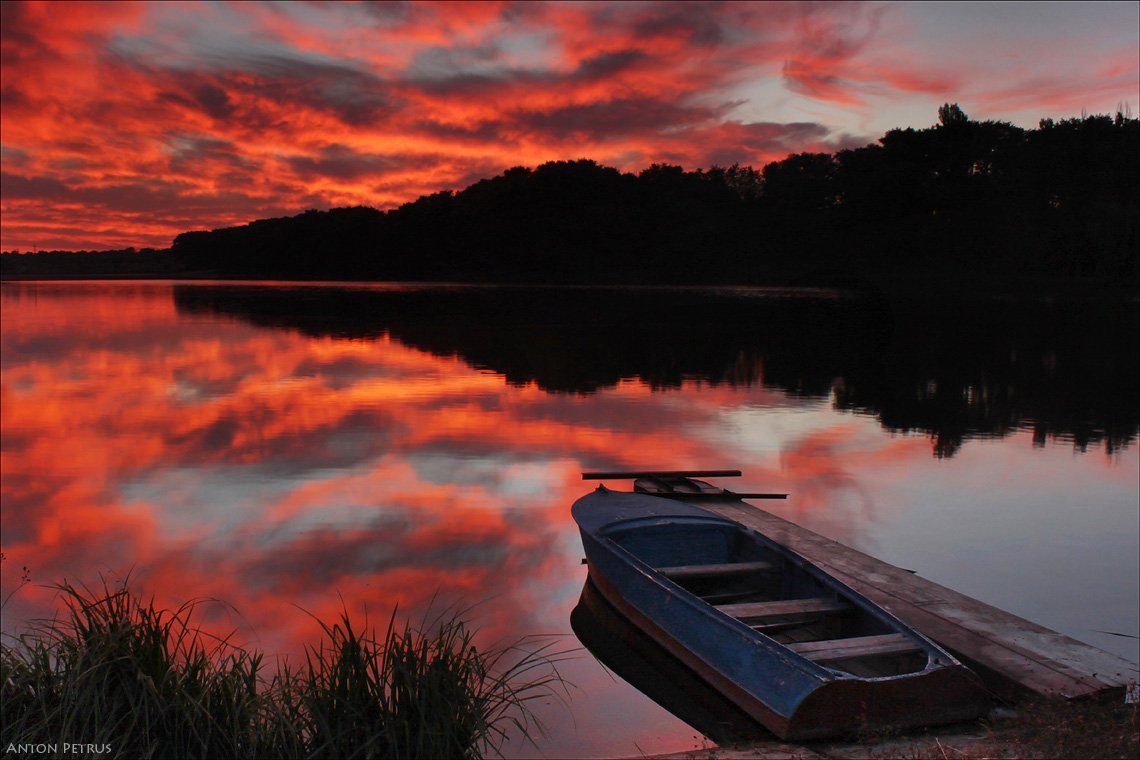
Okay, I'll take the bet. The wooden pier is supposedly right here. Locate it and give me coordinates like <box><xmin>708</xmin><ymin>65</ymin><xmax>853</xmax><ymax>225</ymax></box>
<box><xmin>586</xmin><ymin>471</ymin><xmax>1138</xmax><ymax>701</ymax></box>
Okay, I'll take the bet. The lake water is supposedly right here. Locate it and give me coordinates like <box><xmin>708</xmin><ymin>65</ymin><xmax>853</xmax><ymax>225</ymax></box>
<box><xmin>2</xmin><ymin>280</ymin><xmax>1137</xmax><ymax>757</ymax></box>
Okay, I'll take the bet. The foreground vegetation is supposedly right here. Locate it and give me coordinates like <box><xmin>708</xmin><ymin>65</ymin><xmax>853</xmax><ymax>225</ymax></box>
<box><xmin>688</xmin><ymin>697</ymin><xmax>1139</xmax><ymax>759</ymax></box>
<box><xmin>854</xmin><ymin>698</ymin><xmax>1140</xmax><ymax>759</ymax></box>
<box><xmin>983</xmin><ymin>696</ymin><xmax>1139</xmax><ymax>759</ymax></box>
<box><xmin>0</xmin><ymin>581</ymin><xmax>570</xmax><ymax>759</ymax></box>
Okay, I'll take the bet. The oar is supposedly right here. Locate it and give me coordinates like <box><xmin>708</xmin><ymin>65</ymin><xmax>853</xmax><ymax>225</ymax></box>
<box><xmin>582</xmin><ymin>469</ymin><xmax>743</xmax><ymax>479</ymax></box>
<box><xmin>655</xmin><ymin>491</ymin><xmax>788</xmax><ymax>500</ymax></box>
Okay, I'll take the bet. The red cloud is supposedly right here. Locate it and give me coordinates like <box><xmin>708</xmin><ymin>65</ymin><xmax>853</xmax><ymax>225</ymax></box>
<box><xmin>1</xmin><ymin>1</ymin><xmax>1135</xmax><ymax>250</ymax></box>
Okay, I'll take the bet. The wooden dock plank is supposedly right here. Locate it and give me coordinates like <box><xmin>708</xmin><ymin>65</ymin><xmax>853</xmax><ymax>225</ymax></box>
<box><xmin>692</xmin><ymin>498</ymin><xmax>1138</xmax><ymax>701</ymax></box>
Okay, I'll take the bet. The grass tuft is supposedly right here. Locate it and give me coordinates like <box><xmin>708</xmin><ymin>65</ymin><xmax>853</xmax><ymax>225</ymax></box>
<box><xmin>1</xmin><ymin>580</ymin><xmax>572</xmax><ymax>759</ymax></box>
<box><xmin>987</xmin><ymin>696</ymin><xmax>1139</xmax><ymax>760</ymax></box>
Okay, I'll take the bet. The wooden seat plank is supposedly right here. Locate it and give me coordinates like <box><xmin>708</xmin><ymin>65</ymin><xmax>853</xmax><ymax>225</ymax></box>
<box><xmin>788</xmin><ymin>633</ymin><xmax>923</xmax><ymax>662</ymax></box>
<box><xmin>750</xmin><ymin>619</ymin><xmax>820</xmax><ymax>634</ymax></box>
<box><xmin>717</xmin><ymin>597</ymin><xmax>849</xmax><ymax>621</ymax></box>
<box><xmin>658</xmin><ymin>560</ymin><xmax>776</xmax><ymax>580</ymax></box>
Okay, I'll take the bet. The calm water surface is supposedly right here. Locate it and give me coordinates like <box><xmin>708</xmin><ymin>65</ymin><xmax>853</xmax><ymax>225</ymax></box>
<box><xmin>2</xmin><ymin>281</ymin><xmax>1137</xmax><ymax>757</ymax></box>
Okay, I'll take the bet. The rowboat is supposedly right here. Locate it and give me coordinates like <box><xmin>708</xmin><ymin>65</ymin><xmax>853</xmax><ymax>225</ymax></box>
<box><xmin>571</xmin><ymin>474</ymin><xmax>991</xmax><ymax>741</ymax></box>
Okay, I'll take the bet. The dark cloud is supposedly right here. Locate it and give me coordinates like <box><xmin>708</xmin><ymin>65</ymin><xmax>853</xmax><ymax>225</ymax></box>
<box><xmin>357</xmin><ymin>1</ymin><xmax>413</xmax><ymax>25</ymax></box>
<box><xmin>694</xmin><ymin>120</ymin><xmax>865</xmax><ymax>168</ymax></box>
<box><xmin>404</xmin><ymin>68</ymin><xmax>529</xmax><ymax>99</ymax></box>
<box><xmin>0</xmin><ymin>82</ymin><xmax>30</xmax><ymax>109</ymax></box>
<box><xmin>630</xmin><ymin>2</ymin><xmax>726</xmax><ymax>48</ymax></box>
<box><xmin>206</xmin><ymin>54</ymin><xmax>396</xmax><ymax>128</ymax></box>
<box><xmin>403</xmin><ymin>49</ymin><xmax>646</xmax><ymax>101</ymax></box>
<box><xmin>0</xmin><ymin>145</ymin><xmax>30</xmax><ymax>167</ymax></box>
<box><xmin>513</xmin><ymin>97</ymin><xmax>721</xmax><ymax>141</ymax></box>
<box><xmin>165</xmin><ymin>135</ymin><xmax>253</xmax><ymax>175</ymax></box>
<box><xmin>572</xmin><ymin>50</ymin><xmax>649</xmax><ymax>81</ymax></box>
<box><xmin>0</xmin><ymin>171</ymin><xmax>72</xmax><ymax>199</ymax></box>
<box><xmin>1</xmin><ymin>167</ymin><xmax>289</xmax><ymax>240</ymax></box>
<box><xmin>407</xmin><ymin>118</ymin><xmax>510</xmax><ymax>146</ymax></box>
<box><xmin>0</xmin><ymin>1</ymin><xmax>44</xmax><ymax>65</ymax></box>
<box><xmin>284</xmin><ymin>144</ymin><xmax>428</xmax><ymax>182</ymax></box>
<box><xmin>735</xmin><ymin>120</ymin><xmax>832</xmax><ymax>145</ymax></box>
<box><xmin>406</xmin><ymin>41</ymin><xmax>510</xmax><ymax>81</ymax></box>
<box><xmin>192</xmin><ymin>82</ymin><xmax>235</xmax><ymax>120</ymax></box>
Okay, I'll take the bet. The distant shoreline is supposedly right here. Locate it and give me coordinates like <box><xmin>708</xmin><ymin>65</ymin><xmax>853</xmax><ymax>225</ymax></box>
<box><xmin>4</xmin><ymin>272</ymin><xmax>1137</xmax><ymax>302</ymax></box>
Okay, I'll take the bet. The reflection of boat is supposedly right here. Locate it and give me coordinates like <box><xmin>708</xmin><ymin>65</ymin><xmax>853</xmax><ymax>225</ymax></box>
<box><xmin>571</xmin><ymin>576</ymin><xmax>770</xmax><ymax>745</ymax></box>
<box><xmin>571</xmin><ymin>478</ymin><xmax>991</xmax><ymax>741</ymax></box>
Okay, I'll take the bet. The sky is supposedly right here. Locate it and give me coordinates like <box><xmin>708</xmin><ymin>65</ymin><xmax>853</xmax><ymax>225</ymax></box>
<box><xmin>1</xmin><ymin>0</ymin><xmax>1137</xmax><ymax>252</ymax></box>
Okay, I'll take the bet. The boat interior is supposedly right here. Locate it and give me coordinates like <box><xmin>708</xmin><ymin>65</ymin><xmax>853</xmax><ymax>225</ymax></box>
<box><xmin>605</xmin><ymin>517</ymin><xmax>933</xmax><ymax>679</ymax></box>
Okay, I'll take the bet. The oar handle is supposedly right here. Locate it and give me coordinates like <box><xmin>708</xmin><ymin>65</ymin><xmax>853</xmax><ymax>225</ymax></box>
<box><xmin>582</xmin><ymin>469</ymin><xmax>742</xmax><ymax>479</ymax></box>
<box><xmin>656</xmin><ymin>492</ymin><xmax>787</xmax><ymax>501</ymax></box>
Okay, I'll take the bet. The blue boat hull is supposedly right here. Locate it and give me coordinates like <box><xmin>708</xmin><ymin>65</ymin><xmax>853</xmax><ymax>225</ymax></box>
<box><xmin>572</xmin><ymin>487</ymin><xmax>990</xmax><ymax>740</ymax></box>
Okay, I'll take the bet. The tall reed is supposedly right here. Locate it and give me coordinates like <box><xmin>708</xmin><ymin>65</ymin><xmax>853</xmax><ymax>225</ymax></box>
<box><xmin>1</xmin><ymin>580</ymin><xmax>571</xmax><ymax>759</ymax></box>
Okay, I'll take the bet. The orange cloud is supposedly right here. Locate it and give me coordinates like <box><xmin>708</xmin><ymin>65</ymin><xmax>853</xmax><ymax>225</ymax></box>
<box><xmin>0</xmin><ymin>1</ymin><xmax>951</xmax><ymax>250</ymax></box>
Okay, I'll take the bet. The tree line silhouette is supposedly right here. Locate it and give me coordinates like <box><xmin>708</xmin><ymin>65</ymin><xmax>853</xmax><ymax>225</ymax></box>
<box><xmin>3</xmin><ymin>105</ymin><xmax>1137</xmax><ymax>285</ymax></box>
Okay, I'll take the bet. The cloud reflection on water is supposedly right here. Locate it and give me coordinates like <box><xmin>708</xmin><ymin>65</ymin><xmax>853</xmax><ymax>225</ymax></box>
<box><xmin>0</xmin><ymin>283</ymin><xmax>856</xmax><ymax>753</ymax></box>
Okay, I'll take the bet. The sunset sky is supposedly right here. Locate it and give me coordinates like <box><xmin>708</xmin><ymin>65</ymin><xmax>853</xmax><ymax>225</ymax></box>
<box><xmin>1</xmin><ymin>0</ymin><xmax>1137</xmax><ymax>252</ymax></box>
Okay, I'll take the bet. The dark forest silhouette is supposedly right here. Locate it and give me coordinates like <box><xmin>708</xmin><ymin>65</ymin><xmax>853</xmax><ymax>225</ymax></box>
<box><xmin>3</xmin><ymin>106</ymin><xmax>1138</xmax><ymax>285</ymax></box>
<box><xmin>172</xmin><ymin>284</ymin><xmax>1138</xmax><ymax>458</ymax></box>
